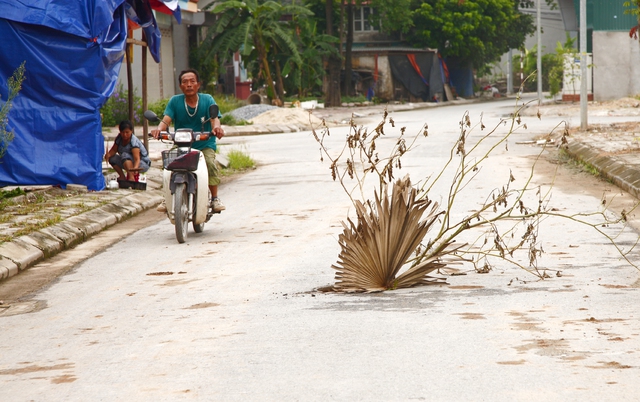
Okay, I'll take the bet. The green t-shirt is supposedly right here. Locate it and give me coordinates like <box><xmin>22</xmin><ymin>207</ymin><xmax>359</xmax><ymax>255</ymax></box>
<box><xmin>164</xmin><ymin>93</ymin><xmax>222</xmax><ymax>151</ymax></box>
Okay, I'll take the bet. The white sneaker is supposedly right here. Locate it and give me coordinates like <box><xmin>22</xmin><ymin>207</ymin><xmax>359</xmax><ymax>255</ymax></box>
<box><xmin>212</xmin><ymin>197</ymin><xmax>226</xmax><ymax>213</ymax></box>
<box><xmin>156</xmin><ymin>200</ymin><xmax>167</xmax><ymax>212</ymax></box>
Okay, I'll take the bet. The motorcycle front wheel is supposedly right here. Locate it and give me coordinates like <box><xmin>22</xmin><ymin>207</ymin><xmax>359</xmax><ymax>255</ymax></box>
<box><xmin>193</xmin><ymin>188</ymin><xmax>211</xmax><ymax>233</ymax></box>
<box><xmin>174</xmin><ymin>183</ymin><xmax>189</xmax><ymax>243</ymax></box>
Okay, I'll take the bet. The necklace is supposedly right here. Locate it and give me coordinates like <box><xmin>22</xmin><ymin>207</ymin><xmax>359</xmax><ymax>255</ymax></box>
<box><xmin>184</xmin><ymin>95</ymin><xmax>199</xmax><ymax>118</ymax></box>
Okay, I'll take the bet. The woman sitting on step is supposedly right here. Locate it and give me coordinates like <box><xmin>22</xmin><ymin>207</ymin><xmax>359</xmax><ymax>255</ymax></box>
<box><xmin>105</xmin><ymin>120</ymin><xmax>151</xmax><ymax>183</ymax></box>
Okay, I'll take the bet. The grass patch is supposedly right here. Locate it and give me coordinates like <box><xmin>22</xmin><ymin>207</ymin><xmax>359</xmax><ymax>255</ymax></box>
<box><xmin>220</xmin><ymin>114</ymin><xmax>252</xmax><ymax>126</ymax></box>
<box><xmin>0</xmin><ymin>187</ymin><xmax>26</xmax><ymax>200</ymax></box>
<box><xmin>341</xmin><ymin>95</ymin><xmax>368</xmax><ymax>104</ymax></box>
<box><xmin>557</xmin><ymin>148</ymin><xmax>616</xmax><ymax>185</ymax></box>
<box><xmin>558</xmin><ymin>148</ymin><xmax>601</xmax><ymax>177</ymax></box>
<box><xmin>226</xmin><ymin>149</ymin><xmax>255</xmax><ymax>170</ymax></box>
<box><xmin>0</xmin><ymin>213</ymin><xmax>11</xmax><ymax>223</ymax></box>
<box><xmin>220</xmin><ymin>148</ymin><xmax>255</xmax><ymax>177</ymax></box>
<box><xmin>11</xmin><ymin>215</ymin><xmax>63</xmax><ymax>237</ymax></box>
<box><xmin>214</xmin><ymin>96</ymin><xmax>245</xmax><ymax>114</ymax></box>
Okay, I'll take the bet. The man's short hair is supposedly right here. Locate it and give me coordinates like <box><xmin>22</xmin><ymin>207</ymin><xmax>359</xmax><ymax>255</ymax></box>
<box><xmin>179</xmin><ymin>69</ymin><xmax>200</xmax><ymax>83</ymax></box>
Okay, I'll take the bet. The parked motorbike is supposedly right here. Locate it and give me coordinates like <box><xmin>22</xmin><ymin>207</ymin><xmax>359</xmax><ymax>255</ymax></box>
<box><xmin>143</xmin><ymin>105</ymin><xmax>219</xmax><ymax>243</ymax></box>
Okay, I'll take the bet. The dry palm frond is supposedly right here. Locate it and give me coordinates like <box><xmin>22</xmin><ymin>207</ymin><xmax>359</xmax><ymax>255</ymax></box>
<box><xmin>332</xmin><ymin>176</ymin><xmax>454</xmax><ymax>292</ymax></box>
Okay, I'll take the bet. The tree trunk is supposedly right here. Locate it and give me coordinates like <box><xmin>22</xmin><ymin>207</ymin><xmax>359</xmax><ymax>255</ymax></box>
<box><xmin>325</xmin><ymin>0</ymin><xmax>342</xmax><ymax>107</ymax></box>
<box><xmin>327</xmin><ymin>56</ymin><xmax>342</xmax><ymax>107</ymax></box>
<box><xmin>339</xmin><ymin>0</ymin><xmax>345</xmax><ymax>58</ymax></box>
<box><xmin>274</xmin><ymin>59</ymin><xmax>285</xmax><ymax>100</ymax></box>
<box><xmin>344</xmin><ymin>3</ymin><xmax>354</xmax><ymax>97</ymax></box>
<box><xmin>257</xmin><ymin>43</ymin><xmax>279</xmax><ymax>104</ymax></box>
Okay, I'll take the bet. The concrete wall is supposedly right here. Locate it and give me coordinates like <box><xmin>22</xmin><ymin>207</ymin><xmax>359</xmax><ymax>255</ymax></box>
<box><xmin>352</xmin><ymin>54</ymin><xmax>393</xmax><ymax>100</ymax></box>
<box><xmin>159</xmin><ymin>27</ymin><xmax>176</xmax><ymax>100</ymax></box>
<box><xmin>171</xmin><ymin>22</ymin><xmax>190</xmax><ymax>95</ymax></box>
<box><xmin>592</xmin><ymin>31</ymin><xmax>640</xmax><ymax>101</ymax></box>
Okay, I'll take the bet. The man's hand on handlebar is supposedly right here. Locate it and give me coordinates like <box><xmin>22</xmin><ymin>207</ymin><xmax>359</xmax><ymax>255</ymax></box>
<box><xmin>151</xmin><ymin>120</ymin><xmax>169</xmax><ymax>140</ymax></box>
<box><xmin>212</xmin><ymin>126</ymin><xmax>225</xmax><ymax>140</ymax></box>
<box><xmin>150</xmin><ymin>128</ymin><xmax>162</xmax><ymax>140</ymax></box>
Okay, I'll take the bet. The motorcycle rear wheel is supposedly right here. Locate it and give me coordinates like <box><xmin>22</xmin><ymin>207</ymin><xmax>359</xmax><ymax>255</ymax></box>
<box><xmin>174</xmin><ymin>183</ymin><xmax>188</xmax><ymax>243</ymax></box>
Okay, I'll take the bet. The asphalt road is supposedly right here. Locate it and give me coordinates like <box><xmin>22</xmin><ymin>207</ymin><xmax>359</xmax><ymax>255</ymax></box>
<box><xmin>1</xmin><ymin>98</ymin><xmax>639</xmax><ymax>401</ymax></box>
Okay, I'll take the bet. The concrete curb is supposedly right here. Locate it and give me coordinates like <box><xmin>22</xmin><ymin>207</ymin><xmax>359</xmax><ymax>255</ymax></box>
<box><xmin>563</xmin><ymin>140</ymin><xmax>640</xmax><ymax>199</ymax></box>
<box><xmin>0</xmin><ymin>190</ymin><xmax>162</xmax><ymax>281</ymax></box>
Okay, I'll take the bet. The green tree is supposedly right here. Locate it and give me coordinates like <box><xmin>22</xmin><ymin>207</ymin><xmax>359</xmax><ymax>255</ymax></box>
<box><xmin>202</xmin><ymin>0</ymin><xmax>313</xmax><ymax>103</ymax></box>
<box><xmin>271</xmin><ymin>10</ymin><xmax>339</xmax><ymax>100</ymax></box>
<box><xmin>324</xmin><ymin>0</ymin><xmax>342</xmax><ymax>106</ymax></box>
<box><xmin>514</xmin><ymin>35</ymin><xmax>576</xmax><ymax>95</ymax></box>
<box><xmin>547</xmin><ymin>35</ymin><xmax>577</xmax><ymax>97</ymax></box>
<box><xmin>407</xmin><ymin>0</ymin><xmax>535</xmax><ymax>69</ymax></box>
<box><xmin>0</xmin><ymin>62</ymin><xmax>26</xmax><ymax>160</ymax></box>
<box><xmin>624</xmin><ymin>0</ymin><xmax>640</xmax><ymax>38</ymax></box>
<box><xmin>371</xmin><ymin>0</ymin><xmax>415</xmax><ymax>35</ymax></box>
<box><xmin>285</xmin><ymin>19</ymin><xmax>340</xmax><ymax>98</ymax></box>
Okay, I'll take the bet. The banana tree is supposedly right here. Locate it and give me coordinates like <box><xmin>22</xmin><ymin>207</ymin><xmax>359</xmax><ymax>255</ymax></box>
<box><xmin>205</xmin><ymin>0</ymin><xmax>313</xmax><ymax>103</ymax></box>
<box><xmin>276</xmin><ymin>19</ymin><xmax>339</xmax><ymax>98</ymax></box>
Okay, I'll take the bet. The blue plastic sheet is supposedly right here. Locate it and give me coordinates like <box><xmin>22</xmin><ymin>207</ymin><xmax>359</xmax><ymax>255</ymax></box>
<box><xmin>0</xmin><ymin>0</ymin><xmax>127</xmax><ymax>190</ymax></box>
<box><xmin>125</xmin><ymin>0</ymin><xmax>162</xmax><ymax>63</ymax></box>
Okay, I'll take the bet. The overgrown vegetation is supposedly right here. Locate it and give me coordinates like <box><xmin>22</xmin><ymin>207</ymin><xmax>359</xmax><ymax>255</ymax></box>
<box><xmin>103</xmin><ymin>87</ymin><xmax>245</xmax><ymax>130</ymax></box>
<box><xmin>100</xmin><ymin>84</ymin><xmax>143</xmax><ymax>127</ymax></box>
<box><xmin>313</xmin><ymin>89</ymin><xmax>639</xmax><ymax>293</ymax></box>
<box><xmin>512</xmin><ymin>35</ymin><xmax>577</xmax><ymax>97</ymax></box>
<box><xmin>0</xmin><ymin>61</ymin><xmax>26</xmax><ymax>160</ymax></box>
<box><xmin>548</xmin><ymin>36</ymin><xmax>578</xmax><ymax>97</ymax></box>
<box><xmin>147</xmin><ymin>97</ymin><xmax>170</xmax><ymax>119</ymax></box>
<box><xmin>146</xmin><ymin>94</ymin><xmax>247</xmax><ymax>126</ymax></box>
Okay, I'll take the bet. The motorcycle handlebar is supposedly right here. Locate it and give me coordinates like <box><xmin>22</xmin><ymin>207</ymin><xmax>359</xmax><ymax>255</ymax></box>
<box><xmin>154</xmin><ymin>131</ymin><xmax>211</xmax><ymax>141</ymax></box>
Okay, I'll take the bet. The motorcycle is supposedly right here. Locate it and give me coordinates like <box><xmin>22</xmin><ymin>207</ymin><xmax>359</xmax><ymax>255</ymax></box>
<box><xmin>143</xmin><ymin>105</ymin><xmax>219</xmax><ymax>243</ymax></box>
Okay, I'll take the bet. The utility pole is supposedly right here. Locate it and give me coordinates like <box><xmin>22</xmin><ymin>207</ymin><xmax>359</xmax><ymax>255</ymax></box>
<box><xmin>536</xmin><ymin>0</ymin><xmax>542</xmax><ymax>101</ymax></box>
<box><xmin>580</xmin><ymin>0</ymin><xmax>588</xmax><ymax>130</ymax></box>
<box><xmin>507</xmin><ymin>49</ymin><xmax>513</xmax><ymax>94</ymax></box>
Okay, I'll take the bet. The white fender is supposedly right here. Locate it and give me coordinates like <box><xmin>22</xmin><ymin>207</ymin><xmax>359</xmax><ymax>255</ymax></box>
<box><xmin>162</xmin><ymin>150</ymin><xmax>207</xmax><ymax>225</ymax></box>
<box><xmin>193</xmin><ymin>151</ymin><xmax>209</xmax><ymax>225</ymax></box>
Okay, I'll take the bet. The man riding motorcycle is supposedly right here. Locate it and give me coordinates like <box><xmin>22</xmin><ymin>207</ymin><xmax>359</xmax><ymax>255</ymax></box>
<box><xmin>151</xmin><ymin>68</ymin><xmax>226</xmax><ymax>213</ymax></box>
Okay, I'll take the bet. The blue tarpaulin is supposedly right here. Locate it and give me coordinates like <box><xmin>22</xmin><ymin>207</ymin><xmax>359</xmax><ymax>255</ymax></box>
<box><xmin>0</xmin><ymin>0</ymin><xmax>128</xmax><ymax>190</ymax></box>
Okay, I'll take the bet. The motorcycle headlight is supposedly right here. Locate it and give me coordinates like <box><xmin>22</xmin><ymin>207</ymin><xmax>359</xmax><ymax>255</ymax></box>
<box><xmin>174</xmin><ymin>129</ymin><xmax>193</xmax><ymax>143</ymax></box>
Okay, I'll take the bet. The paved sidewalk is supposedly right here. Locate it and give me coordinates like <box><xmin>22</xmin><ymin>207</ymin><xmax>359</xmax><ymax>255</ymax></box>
<box><xmin>1</xmin><ymin>97</ymin><xmax>639</xmax><ymax>283</ymax></box>
<box><xmin>565</xmin><ymin>129</ymin><xmax>640</xmax><ymax>199</ymax></box>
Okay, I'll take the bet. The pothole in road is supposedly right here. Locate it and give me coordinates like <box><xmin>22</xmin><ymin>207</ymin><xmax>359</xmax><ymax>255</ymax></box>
<box><xmin>0</xmin><ymin>299</ymin><xmax>47</xmax><ymax>317</ymax></box>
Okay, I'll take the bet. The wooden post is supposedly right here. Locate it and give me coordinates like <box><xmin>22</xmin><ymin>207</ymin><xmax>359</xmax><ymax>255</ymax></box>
<box><xmin>142</xmin><ymin>31</ymin><xmax>148</xmax><ymax>151</ymax></box>
<box><xmin>125</xmin><ymin>36</ymin><xmax>149</xmax><ymax>149</ymax></box>
<box><xmin>127</xmin><ymin>27</ymin><xmax>134</xmax><ymax>124</ymax></box>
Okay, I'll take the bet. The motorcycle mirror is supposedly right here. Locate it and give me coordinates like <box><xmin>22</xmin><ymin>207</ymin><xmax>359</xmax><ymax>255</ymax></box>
<box><xmin>209</xmin><ymin>105</ymin><xmax>219</xmax><ymax>120</ymax></box>
<box><xmin>144</xmin><ymin>110</ymin><xmax>159</xmax><ymax>123</ymax></box>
